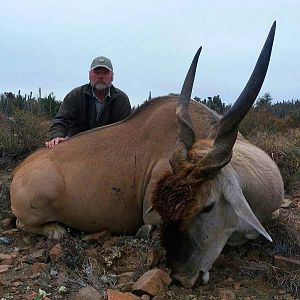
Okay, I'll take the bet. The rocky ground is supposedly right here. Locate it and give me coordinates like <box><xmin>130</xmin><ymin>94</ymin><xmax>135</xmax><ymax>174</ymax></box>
<box><xmin>0</xmin><ymin>168</ymin><xmax>300</xmax><ymax>300</ymax></box>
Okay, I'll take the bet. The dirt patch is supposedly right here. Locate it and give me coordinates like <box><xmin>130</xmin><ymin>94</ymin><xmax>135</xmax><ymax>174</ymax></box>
<box><xmin>1</xmin><ymin>169</ymin><xmax>300</xmax><ymax>299</ymax></box>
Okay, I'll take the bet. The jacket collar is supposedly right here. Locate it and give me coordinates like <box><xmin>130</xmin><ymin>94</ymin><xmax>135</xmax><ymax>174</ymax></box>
<box><xmin>84</xmin><ymin>83</ymin><xmax>118</xmax><ymax>102</ymax></box>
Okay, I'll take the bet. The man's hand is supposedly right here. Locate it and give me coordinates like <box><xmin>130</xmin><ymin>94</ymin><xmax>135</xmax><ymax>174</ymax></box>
<box><xmin>45</xmin><ymin>137</ymin><xmax>67</xmax><ymax>148</ymax></box>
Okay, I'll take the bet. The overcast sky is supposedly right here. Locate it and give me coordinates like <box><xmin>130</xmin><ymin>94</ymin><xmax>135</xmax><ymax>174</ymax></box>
<box><xmin>1</xmin><ymin>0</ymin><xmax>299</xmax><ymax>106</ymax></box>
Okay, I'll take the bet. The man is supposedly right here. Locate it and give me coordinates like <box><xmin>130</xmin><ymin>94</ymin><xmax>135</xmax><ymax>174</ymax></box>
<box><xmin>45</xmin><ymin>56</ymin><xmax>131</xmax><ymax>148</ymax></box>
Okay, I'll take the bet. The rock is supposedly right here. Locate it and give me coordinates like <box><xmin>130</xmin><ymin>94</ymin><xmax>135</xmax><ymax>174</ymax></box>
<box><xmin>22</xmin><ymin>236</ymin><xmax>34</xmax><ymax>245</ymax></box>
<box><xmin>29</xmin><ymin>273</ymin><xmax>41</xmax><ymax>280</ymax></box>
<box><xmin>31</xmin><ymin>262</ymin><xmax>48</xmax><ymax>274</ymax></box>
<box><xmin>85</xmin><ymin>248</ymin><xmax>98</xmax><ymax>256</ymax></box>
<box><xmin>273</xmin><ymin>255</ymin><xmax>300</xmax><ymax>271</ymax></box>
<box><xmin>74</xmin><ymin>285</ymin><xmax>104</xmax><ymax>300</ymax></box>
<box><xmin>18</xmin><ymin>246</ymin><xmax>30</xmax><ymax>252</ymax></box>
<box><xmin>0</xmin><ymin>217</ymin><xmax>15</xmax><ymax>229</ymax></box>
<box><xmin>0</xmin><ymin>264</ymin><xmax>10</xmax><ymax>273</ymax></box>
<box><xmin>82</xmin><ymin>230</ymin><xmax>110</xmax><ymax>242</ymax></box>
<box><xmin>218</xmin><ymin>288</ymin><xmax>236</xmax><ymax>300</ymax></box>
<box><xmin>12</xmin><ymin>281</ymin><xmax>22</xmax><ymax>287</ymax></box>
<box><xmin>50</xmin><ymin>243</ymin><xmax>63</xmax><ymax>260</ymax></box>
<box><xmin>132</xmin><ymin>268</ymin><xmax>172</xmax><ymax>296</ymax></box>
<box><xmin>0</xmin><ymin>253</ymin><xmax>12</xmax><ymax>261</ymax></box>
<box><xmin>1</xmin><ymin>228</ymin><xmax>18</xmax><ymax>235</ymax></box>
<box><xmin>271</xmin><ymin>209</ymin><xmax>280</xmax><ymax>220</ymax></box>
<box><xmin>281</xmin><ymin>198</ymin><xmax>293</xmax><ymax>208</ymax></box>
<box><xmin>28</xmin><ymin>248</ymin><xmax>48</xmax><ymax>262</ymax></box>
<box><xmin>50</xmin><ymin>268</ymin><xmax>59</xmax><ymax>277</ymax></box>
<box><xmin>146</xmin><ymin>249</ymin><xmax>161</xmax><ymax>267</ymax></box>
<box><xmin>117</xmin><ymin>272</ymin><xmax>134</xmax><ymax>285</ymax></box>
<box><xmin>107</xmin><ymin>289</ymin><xmax>140</xmax><ymax>300</ymax></box>
<box><xmin>141</xmin><ymin>295</ymin><xmax>151</xmax><ymax>300</ymax></box>
<box><xmin>101</xmin><ymin>237</ymin><xmax>120</xmax><ymax>250</ymax></box>
<box><xmin>0</xmin><ymin>236</ymin><xmax>12</xmax><ymax>245</ymax></box>
<box><xmin>0</xmin><ymin>279</ymin><xmax>10</xmax><ymax>286</ymax></box>
<box><xmin>234</xmin><ymin>282</ymin><xmax>241</xmax><ymax>290</ymax></box>
<box><xmin>120</xmin><ymin>282</ymin><xmax>134</xmax><ymax>292</ymax></box>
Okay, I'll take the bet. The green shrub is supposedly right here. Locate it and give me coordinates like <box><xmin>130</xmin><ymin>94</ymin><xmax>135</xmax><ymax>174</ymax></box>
<box><xmin>0</xmin><ymin>109</ymin><xmax>49</xmax><ymax>166</ymax></box>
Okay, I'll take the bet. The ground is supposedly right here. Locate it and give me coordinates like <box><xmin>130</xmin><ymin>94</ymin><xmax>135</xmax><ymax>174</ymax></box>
<box><xmin>0</xmin><ymin>167</ymin><xmax>300</xmax><ymax>300</ymax></box>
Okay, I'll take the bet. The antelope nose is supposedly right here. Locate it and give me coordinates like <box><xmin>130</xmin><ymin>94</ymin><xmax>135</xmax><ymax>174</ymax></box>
<box><xmin>172</xmin><ymin>270</ymin><xmax>200</xmax><ymax>288</ymax></box>
<box><xmin>200</xmin><ymin>271</ymin><xmax>210</xmax><ymax>285</ymax></box>
<box><xmin>172</xmin><ymin>270</ymin><xmax>210</xmax><ymax>287</ymax></box>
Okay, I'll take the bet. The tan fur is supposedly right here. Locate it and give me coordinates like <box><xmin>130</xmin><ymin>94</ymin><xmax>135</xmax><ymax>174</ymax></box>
<box><xmin>152</xmin><ymin>169</ymin><xmax>197</xmax><ymax>220</ymax></box>
<box><xmin>10</xmin><ymin>97</ymin><xmax>220</xmax><ymax>237</ymax></box>
<box><xmin>10</xmin><ymin>96</ymin><xmax>283</xmax><ymax>241</ymax></box>
<box><xmin>151</xmin><ymin>163</ymin><xmax>215</xmax><ymax>230</ymax></box>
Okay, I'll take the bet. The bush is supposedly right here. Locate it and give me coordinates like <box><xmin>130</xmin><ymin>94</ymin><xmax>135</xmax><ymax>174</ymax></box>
<box><xmin>240</xmin><ymin>109</ymin><xmax>300</xmax><ymax>192</ymax></box>
<box><xmin>0</xmin><ymin>109</ymin><xmax>49</xmax><ymax>166</ymax></box>
<box><xmin>240</xmin><ymin>109</ymin><xmax>288</xmax><ymax>136</ymax></box>
<box><xmin>244</xmin><ymin>129</ymin><xmax>300</xmax><ymax>192</ymax></box>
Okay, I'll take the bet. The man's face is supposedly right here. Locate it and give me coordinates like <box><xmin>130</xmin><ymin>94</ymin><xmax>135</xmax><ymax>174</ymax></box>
<box><xmin>89</xmin><ymin>67</ymin><xmax>113</xmax><ymax>92</ymax></box>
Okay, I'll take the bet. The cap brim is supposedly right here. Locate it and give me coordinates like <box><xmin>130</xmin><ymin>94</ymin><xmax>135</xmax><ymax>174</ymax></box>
<box><xmin>90</xmin><ymin>64</ymin><xmax>112</xmax><ymax>72</ymax></box>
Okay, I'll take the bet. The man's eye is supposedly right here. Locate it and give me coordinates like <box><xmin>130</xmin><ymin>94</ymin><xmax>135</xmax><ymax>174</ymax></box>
<box><xmin>201</xmin><ymin>202</ymin><xmax>214</xmax><ymax>213</ymax></box>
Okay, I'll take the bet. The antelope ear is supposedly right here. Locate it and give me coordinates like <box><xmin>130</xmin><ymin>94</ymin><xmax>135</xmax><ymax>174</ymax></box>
<box><xmin>223</xmin><ymin>175</ymin><xmax>272</xmax><ymax>242</ymax></box>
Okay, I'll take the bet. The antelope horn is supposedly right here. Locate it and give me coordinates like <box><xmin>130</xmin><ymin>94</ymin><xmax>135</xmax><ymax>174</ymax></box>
<box><xmin>190</xmin><ymin>22</ymin><xmax>276</xmax><ymax>178</ymax></box>
<box><xmin>170</xmin><ymin>47</ymin><xmax>202</xmax><ymax>173</ymax></box>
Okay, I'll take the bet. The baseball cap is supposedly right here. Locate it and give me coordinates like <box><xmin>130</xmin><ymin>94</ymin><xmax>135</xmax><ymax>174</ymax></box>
<box><xmin>90</xmin><ymin>56</ymin><xmax>113</xmax><ymax>72</ymax></box>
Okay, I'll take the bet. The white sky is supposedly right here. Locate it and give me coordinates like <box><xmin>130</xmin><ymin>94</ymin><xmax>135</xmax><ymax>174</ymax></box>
<box><xmin>0</xmin><ymin>0</ymin><xmax>299</xmax><ymax>106</ymax></box>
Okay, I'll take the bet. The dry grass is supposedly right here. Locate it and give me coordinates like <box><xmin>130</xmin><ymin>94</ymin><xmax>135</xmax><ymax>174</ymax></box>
<box><xmin>240</xmin><ymin>206</ymin><xmax>300</xmax><ymax>298</ymax></box>
<box><xmin>42</xmin><ymin>234</ymin><xmax>163</xmax><ymax>298</ymax></box>
<box><xmin>247</xmin><ymin>208</ymin><xmax>300</xmax><ymax>258</ymax></box>
<box><xmin>0</xmin><ymin>109</ymin><xmax>49</xmax><ymax>167</ymax></box>
<box><xmin>241</xmin><ymin>260</ymin><xmax>300</xmax><ymax>298</ymax></box>
<box><xmin>240</xmin><ymin>109</ymin><xmax>288</xmax><ymax>136</ymax></box>
<box><xmin>0</xmin><ymin>170</ymin><xmax>13</xmax><ymax>219</ymax></box>
<box><xmin>244</xmin><ymin>129</ymin><xmax>300</xmax><ymax>192</ymax></box>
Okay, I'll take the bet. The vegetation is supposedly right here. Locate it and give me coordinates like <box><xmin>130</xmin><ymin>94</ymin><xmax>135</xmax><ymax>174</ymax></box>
<box><xmin>195</xmin><ymin>93</ymin><xmax>300</xmax><ymax>192</ymax></box>
<box><xmin>0</xmin><ymin>91</ymin><xmax>61</xmax><ymax>118</ymax></box>
<box><xmin>194</xmin><ymin>95</ymin><xmax>231</xmax><ymax>114</ymax></box>
<box><xmin>0</xmin><ymin>90</ymin><xmax>299</xmax><ymax>298</ymax></box>
<box><xmin>0</xmin><ymin>90</ymin><xmax>299</xmax><ymax>191</ymax></box>
<box><xmin>0</xmin><ymin>91</ymin><xmax>61</xmax><ymax>167</ymax></box>
<box><xmin>239</xmin><ymin>94</ymin><xmax>300</xmax><ymax>192</ymax></box>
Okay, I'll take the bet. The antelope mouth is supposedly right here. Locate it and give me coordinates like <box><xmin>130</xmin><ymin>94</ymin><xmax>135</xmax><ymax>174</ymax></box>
<box><xmin>172</xmin><ymin>268</ymin><xmax>209</xmax><ymax>288</ymax></box>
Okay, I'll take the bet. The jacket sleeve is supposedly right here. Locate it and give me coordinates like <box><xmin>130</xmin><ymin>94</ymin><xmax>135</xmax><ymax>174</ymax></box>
<box><xmin>117</xmin><ymin>94</ymin><xmax>131</xmax><ymax>121</ymax></box>
<box><xmin>49</xmin><ymin>92</ymin><xmax>78</xmax><ymax>139</ymax></box>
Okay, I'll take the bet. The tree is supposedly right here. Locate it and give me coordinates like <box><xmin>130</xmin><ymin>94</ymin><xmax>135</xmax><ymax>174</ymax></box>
<box><xmin>194</xmin><ymin>95</ymin><xmax>226</xmax><ymax>114</ymax></box>
<box><xmin>255</xmin><ymin>93</ymin><xmax>272</xmax><ymax>110</ymax></box>
<box><xmin>0</xmin><ymin>91</ymin><xmax>61</xmax><ymax>118</ymax></box>
<box><xmin>39</xmin><ymin>93</ymin><xmax>61</xmax><ymax>117</ymax></box>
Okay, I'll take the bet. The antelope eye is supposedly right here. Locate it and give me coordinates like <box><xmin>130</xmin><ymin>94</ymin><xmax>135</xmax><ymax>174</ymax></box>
<box><xmin>201</xmin><ymin>202</ymin><xmax>214</xmax><ymax>213</ymax></box>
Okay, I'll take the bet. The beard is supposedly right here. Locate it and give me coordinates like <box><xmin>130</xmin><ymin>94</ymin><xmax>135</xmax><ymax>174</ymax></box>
<box><xmin>91</xmin><ymin>81</ymin><xmax>110</xmax><ymax>92</ymax></box>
